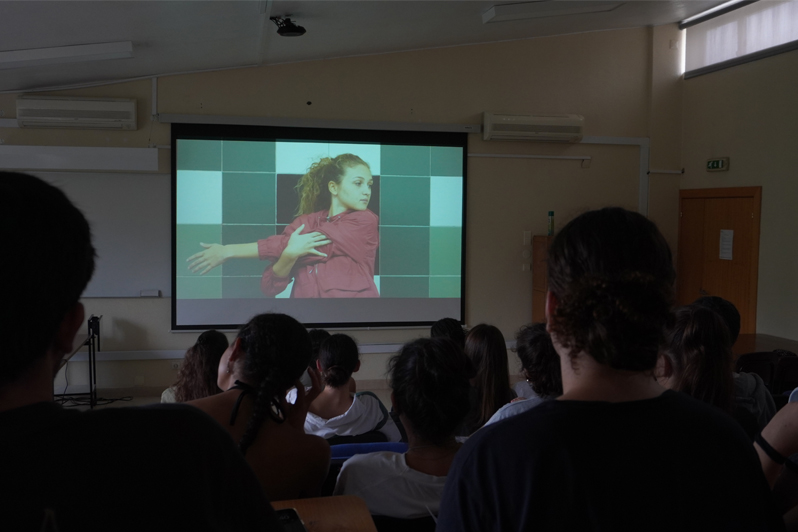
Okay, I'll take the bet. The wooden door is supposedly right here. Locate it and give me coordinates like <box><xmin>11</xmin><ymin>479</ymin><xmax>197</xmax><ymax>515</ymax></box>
<box><xmin>677</xmin><ymin>187</ymin><xmax>761</xmax><ymax>334</ymax></box>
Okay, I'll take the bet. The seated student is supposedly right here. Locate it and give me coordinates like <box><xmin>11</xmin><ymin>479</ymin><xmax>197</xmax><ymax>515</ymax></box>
<box><xmin>485</xmin><ymin>323</ymin><xmax>562</xmax><ymax>426</ymax></box>
<box><xmin>756</xmin><ymin>402</ymin><xmax>798</xmax><ymax>527</ymax></box>
<box><xmin>694</xmin><ymin>295</ymin><xmax>776</xmax><ymax>428</ymax></box>
<box><xmin>291</xmin><ymin>334</ymin><xmax>401</xmax><ymax>442</ymax></box>
<box><xmin>161</xmin><ymin>329</ymin><xmax>229</xmax><ymax>403</ymax></box>
<box><xmin>431</xmin><ymin>317</ymin><xmax>466</xmax><ymax>351</ymax></box>
<box><xmin>457</xmin><ymin>324</ymin><xmax>515</xmax><ymax>436</ymax></box>
<box><xmin>300</xmin><ymin>328</ymin><xmax>332</xmax><ymax>388</ymax></box>
<box><xmin>438</xmin><ymin>207</ymin><xmax>782</xmax><ymax>532</ymax></box>
<box><xmin>657</xmin><ymin>304</ymin><xmax>759</xmax><ymax>439</ymax></box>
<box><xmin>188</xmin><ymin>313</ymin><xmax>331</xmax><ymax>501</ymax></box>
<box><xmin>334</xmin><ymin>337</ymin><xmax>474</xmax><ymax>518</ymax></box>
<box><xmin>0</xmin><ymin>171</ymin><xmax>276</xmax><ymax>530</ymax></box>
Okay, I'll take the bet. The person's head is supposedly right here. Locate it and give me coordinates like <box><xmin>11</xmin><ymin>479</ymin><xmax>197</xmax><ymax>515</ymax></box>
<box><xmin>317</xmin><ymin>334</ymin><xmax>360</xmax><ymax>389</ymax></box>
<box><xmin>431</xmin><ymin>318</ymin><xmax>466</xmax><ymax>351</ymax></box>
<box><xmin>465</xmin><ymin>324</ymin><xmax>512</xmax><ymax>426</ymax></box>
<box><xmin>693</xmin><ymin>296</ymin><xmax>741</xmax><ymax>345</ymax></box>
<box><xmin>308</xmin><ymin>328</ymin><xmax>331</xmax><ymax>367</ymax></box>
<box><xmin>295</xmin><ymin>154</ymin><xmax>372</xmax><ymax>215</ymax></box>
<box><xmin>390</xmin><ymin>338</ymin><xmax>474</xmax><ymax>446</ymax></box>
<box><xmin>546</xmin><ymin>207</ymin><xmax>675</xmax><ymax>372</ymax></box>
<box><xmin>659</xmin><ymin>305</ymin><xmax>734</xmax><ymax>412</ymax></box>
<box><xmin>1</xmin><ymin>172</ymin><xmax>95</xmax><ymax>389</ymax></box>
<box><xmin>173</xmin><ymin>330</ymin><xmax>229</xmax><ymax>402</ymax></box>
<box><xmin>217</xmin><ymin>313</ymin><xmax>312</xmax><ymax>454</ymax></box>
<box><xmin>515</xmin><ymin>323</ymin><xmax>562</xmax><ymax>398</ymax></box>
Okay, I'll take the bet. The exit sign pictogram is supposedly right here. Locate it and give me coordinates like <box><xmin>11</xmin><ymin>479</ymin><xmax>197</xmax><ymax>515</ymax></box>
<box><xmin>707</xmin><ymin>158</ymin><xmax>730</xmax><ymax>172</ymax></box>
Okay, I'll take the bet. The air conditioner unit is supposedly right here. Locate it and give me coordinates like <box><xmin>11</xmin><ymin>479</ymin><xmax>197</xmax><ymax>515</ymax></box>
<box><xmin>483</xmin><ymin>112</ymin><xmax>584</xmax><ymax>142</ymax></box>
<box><xmin>16</xmin><ymin>95</ymin><xmax>137</xmax><ymax>130</ymax></box>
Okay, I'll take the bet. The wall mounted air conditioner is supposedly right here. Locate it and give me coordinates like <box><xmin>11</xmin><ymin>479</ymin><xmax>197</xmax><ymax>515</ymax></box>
<box><xmin>483</xmin><ymin>112</ymin><xmax>584</xmax><ymax>142</ymax></box>
<box><xmin>16</xmin><ymin>95</ymin><xmax>137</xmax><ymax>130</ymax></box>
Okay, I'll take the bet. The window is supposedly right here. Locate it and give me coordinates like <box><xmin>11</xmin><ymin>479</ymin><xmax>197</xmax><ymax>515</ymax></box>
<box><xmin>685</xmin><ymin>1</ymin><xmax>798</xmax><ymax>78</ymax></box>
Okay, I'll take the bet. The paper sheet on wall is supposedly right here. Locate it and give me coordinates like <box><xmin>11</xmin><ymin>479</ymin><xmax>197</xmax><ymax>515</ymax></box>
<box><xmin>720</xmin><ymin>229</ymin><xmax>734</xmax><ymax>260</ymax></box>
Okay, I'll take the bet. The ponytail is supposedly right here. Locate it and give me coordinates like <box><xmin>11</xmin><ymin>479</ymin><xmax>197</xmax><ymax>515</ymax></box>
<box><xmin>295</xmin><ymin>154</ymin><xmax>370</xmax><ymax>216</ymax></box>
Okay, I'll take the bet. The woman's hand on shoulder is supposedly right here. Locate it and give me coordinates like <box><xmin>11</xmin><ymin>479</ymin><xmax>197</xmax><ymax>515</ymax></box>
<box><xmin>283</xmin><ymin>224</ymin><xmax>332</xmax><ymax>260</ymax></box>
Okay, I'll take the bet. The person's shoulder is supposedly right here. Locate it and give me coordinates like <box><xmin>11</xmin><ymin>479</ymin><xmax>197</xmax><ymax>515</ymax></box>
<box><xmin>92</xmin><ymin>403</ymin><xmax>226</xmax><ymax>440</ymax></box>
<box><xmin>486</xmin><ymin>397</ymin><xmax>544</xmax><ymax>426</ymax></box>
<box><xmin>345</xmin><ymin>209</ymin><xmax>379</xmax><ymax>224</ymax></box>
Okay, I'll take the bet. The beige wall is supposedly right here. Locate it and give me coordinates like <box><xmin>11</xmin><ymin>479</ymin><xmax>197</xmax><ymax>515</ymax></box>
<box><xmin>3</xmin><ymin>26</ymin><xmax>691</xmax><ymax>388</ymax></box>
<box><xmin>681</xmin><ymin>50</ymin><xmax>798</xmax><ymax>341</ymax></box>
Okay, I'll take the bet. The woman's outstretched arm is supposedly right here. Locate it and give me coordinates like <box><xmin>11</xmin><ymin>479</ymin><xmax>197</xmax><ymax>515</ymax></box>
<box><xmin>187</xmin><ymin>242</ymin><xmax>259</xmax><ymax>275</ymax></box>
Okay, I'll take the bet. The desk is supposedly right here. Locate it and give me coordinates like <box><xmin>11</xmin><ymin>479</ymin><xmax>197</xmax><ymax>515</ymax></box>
<box><xmin>273</xmin><ymin>495</ymin><xmax>377</xmax><ymax>532</ymax></box>
<box><xmin>734</xmin><ymin>334</ymin><xmax>798</xmax><ymax>360</ymax></box>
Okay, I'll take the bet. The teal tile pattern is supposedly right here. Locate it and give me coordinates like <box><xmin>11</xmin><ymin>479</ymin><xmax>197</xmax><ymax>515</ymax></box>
<box><xmin>222</xmin><ymin>141</ymin><xmax>276</xmax><ymax>172</ymax></box>
<box><xmin>380</xmin><ymin>145</ymin><xmax>431</xmax><ymax>176</ymax></box>
<box><xmin>177</xmin><ymin>276</ymin><xmax>222</xmax><ymax>299</ymax></box>
<box><xmin>431</xmin><ymin>147</ymin><xmax>463</xmax><ymax>176</ymax></box>
<box><xmin>429</xmin><ymin>276</ymin><xmax>461</xmax><ymax>298</ymax></box>
<box><xmin>177</xmin><ymin>140</ymin><xmax>222</xmax><ymax>171</ymax></box>
<box><xmin>380</xmin><ymin>276</ymin><xmax>430</xmax><ymax>298</ymax></box>
<box><xmin>380</xmin><ymin>227</ymin><xmax>430</xmax><ymax>276</ymax></box>
<box><xmin>222</xmin><ymin>172</ymin><xmax>276</xmax><ymax>224</ymax></box>
<box><xmin>223</xmin><ymin>276</ymin><xmax>267</xmax><ymax>299</ymax></box>
<box><xmin>430</xmin><ymin>227</ymin><xmax>461</xmax><ymax>276</ymax></box>
<box><xmin>380</xmin><ymin>176</ymin><xmax>430</xmax><ymax>226</ymax></box>
<box><xmin>176</xmin><ymin>140</ymin><xmax>465</xmax><ymax>299</ymax></box>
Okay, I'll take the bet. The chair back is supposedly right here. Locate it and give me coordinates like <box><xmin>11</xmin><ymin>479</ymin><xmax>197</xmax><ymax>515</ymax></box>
<box><xmin>735</xmin><ymin>352</ymin><xmax>779</xmax><ymax>390</ymax></box>
<box><xmin>327</xmin><ymin>430</ymin><xmax>389</xmax><ymax>446</ymax></box>
<box><xmin>774</xmin><ymin>356</ymin><xmax>798</xmax><ymax>395</ymax></box>
<box><xmin>372</xmin><ymin>515</ymin><xmax>436</xmax><ymax>532</ymax></box>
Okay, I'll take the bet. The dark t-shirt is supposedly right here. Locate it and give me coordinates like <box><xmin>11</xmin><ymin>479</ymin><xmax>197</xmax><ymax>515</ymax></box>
<box><xmin>438</xmin><ymin>390</ymin><xmax>783</xmax><ymax>532</ymax></box>
<box><xmin>0</xmin><ymin>402</ymin><xmax>278</xmax><ymax>531</ymax></box>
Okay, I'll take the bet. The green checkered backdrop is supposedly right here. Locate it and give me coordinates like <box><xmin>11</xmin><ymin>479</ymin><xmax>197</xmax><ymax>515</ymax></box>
<box><xmin>176</xmin><ymin>140</ymin><xmax>463</xmax><ymax>299</ymax></box>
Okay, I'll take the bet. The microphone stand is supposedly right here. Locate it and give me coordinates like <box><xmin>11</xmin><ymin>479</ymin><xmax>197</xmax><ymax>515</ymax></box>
<box><xmin>54</xmin><ymin>315</ymin><xmax>102</xmax><ymax>408</ymax></box>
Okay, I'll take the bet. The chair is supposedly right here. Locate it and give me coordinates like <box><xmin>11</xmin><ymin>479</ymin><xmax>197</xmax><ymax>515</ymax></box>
<box><xmin>327</xmin><ymin>431</ymin><xmax>389</xmax><ymax>446</ymax></box>
<box><xmin>371</xmin><ymin>515</ymin><xmax>436</xmax><ymax>532</ymax></box>
<box><xmin>735</xmin><ymin>352</ymin><xmax>780</xmax><ymax>391</ymax></box>
<box><xmin>773</xmin><ymin>356</ymin><xmax>798</xmax><ymax>396</ymax></box>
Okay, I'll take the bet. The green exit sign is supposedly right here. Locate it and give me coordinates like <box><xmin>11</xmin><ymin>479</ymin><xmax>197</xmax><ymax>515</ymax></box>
<box><xmin>706</xmin><ymin>157</ymin><xmax>730</xmax><ymax>172</ymax></box>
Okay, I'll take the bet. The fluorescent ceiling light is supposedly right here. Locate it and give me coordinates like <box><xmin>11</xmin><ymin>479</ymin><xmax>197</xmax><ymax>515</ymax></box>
<box><xmin>483</xmin><ymin>1</ymin><xmax>624</xmax><ymax>24</ymax></box>
<box><xmin>0</xmin><ymin>41</ymin><xmax>133</xmax><ymax>70</ymax></box>
<box><xmin>679</xmin><ymin>0</ymin><xmax>753</xmax><ymax>27</ymax></box>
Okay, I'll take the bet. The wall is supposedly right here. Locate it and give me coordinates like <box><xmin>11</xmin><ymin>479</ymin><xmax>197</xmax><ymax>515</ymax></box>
<box><xmin>681</xmin><ymin>49</ymin><xmax>798</xmax><ymax>340</ymax></box>
<box><xmin>1</xmin><ymin>26</ymin><xmax>688</xmax><ymax>389</ymax></box>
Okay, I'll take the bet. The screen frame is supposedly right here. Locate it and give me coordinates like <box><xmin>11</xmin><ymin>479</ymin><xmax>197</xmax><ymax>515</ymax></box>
<box><xmin>171</xmin><ymin>122</ymin><xmax>467</xmax><ymax>331</ymax></box>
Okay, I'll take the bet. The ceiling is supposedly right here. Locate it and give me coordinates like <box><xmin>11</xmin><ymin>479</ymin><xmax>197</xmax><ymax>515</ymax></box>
<box><xmin>0</xmin><ymin>0</ymin><xmax>723</xmax><ymax>93</ymax></box>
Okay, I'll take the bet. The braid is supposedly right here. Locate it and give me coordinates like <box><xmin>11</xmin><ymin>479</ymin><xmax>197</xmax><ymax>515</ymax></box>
<box><xmin>295</xmin><ymin>154</ymin><xmax>370</xmax><ymax>216</ymax></box>
<box><xmin>233</xmin><ymin>313</ymin><xmax>313</xmax><ymax>455</ymax></box>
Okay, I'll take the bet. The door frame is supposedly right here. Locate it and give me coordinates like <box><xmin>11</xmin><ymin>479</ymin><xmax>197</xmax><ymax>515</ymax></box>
<box><xmin>678</xmin><ymin>186</ymin><xmax>762</xmax><ymax>332</ymax></box>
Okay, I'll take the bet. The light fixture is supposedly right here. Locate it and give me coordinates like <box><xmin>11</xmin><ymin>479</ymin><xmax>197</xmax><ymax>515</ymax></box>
<box><xmin>482</xmin><ymin>1</ymin><xmax>623</xmax><ymax>24</ymax></box>
<box><xmin>679</xmin><ymin>0</ymin><xmax>756</xmax><ymax>29</ymax></box>
<box><xmin>270</xmin><ymin>16</ymin><xmax>306</xmax><ymax>37</ymax></box>
<box><xmin>0</xmin><ymin>41</ymin><xmax>133</xmax><ymax>70</ymax></box>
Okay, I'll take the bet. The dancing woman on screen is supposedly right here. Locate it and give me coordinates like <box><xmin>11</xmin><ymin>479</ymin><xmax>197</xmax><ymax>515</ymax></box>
<box><xmin>187</xmin><ymin>154</ymin><xmax>379</xmax><ymax>298</ymax></box>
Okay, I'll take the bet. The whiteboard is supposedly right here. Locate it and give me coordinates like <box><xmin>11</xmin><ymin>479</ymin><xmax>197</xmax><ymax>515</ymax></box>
<box><xmin>33</xmin><ymin>172</ymin><xmax>171</xmax><ymax>297</ymax></box>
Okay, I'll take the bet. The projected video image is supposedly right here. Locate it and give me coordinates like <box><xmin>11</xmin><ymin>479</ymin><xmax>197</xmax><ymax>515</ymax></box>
<box><xmin>175</xmin><ymin>140</ymin><xmax>463</xmax><ymax>301</ymax></box>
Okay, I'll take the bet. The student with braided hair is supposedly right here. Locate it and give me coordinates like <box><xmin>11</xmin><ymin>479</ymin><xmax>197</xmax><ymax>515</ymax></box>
<box><xmin>187</xmin><ymin>153</ymin><xmax>379</xmax><ymax>298</ymax></box>
<box><xmin>188</xmin><ymin>313</ymin><xmax>331</xmax><ymax>501</ymax></box>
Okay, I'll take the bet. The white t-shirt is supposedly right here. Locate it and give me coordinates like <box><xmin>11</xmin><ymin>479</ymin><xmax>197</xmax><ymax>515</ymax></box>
<box><xmin>334</xmin><ymin>451</ymin><xmax>447</xmax><ymax>518</ymax></box>
<box><xmin>286</xmin><ymin>389</ymin><xmax>401</xmax><ymax>442</ymax></box>
<box><xmin>484</xmin><ymin>395</ymin><xmax>546</xmax><ymax>427</ymax></box>
<box><xmin>512</xmin><ymin>380</ymin><xmax>540</xmax><ymax>400</ymax></box>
